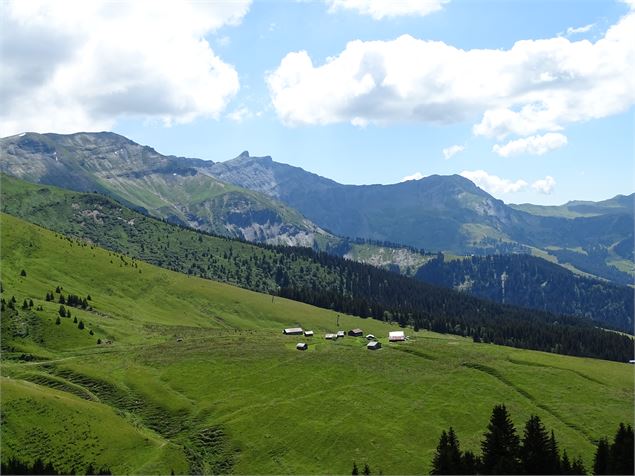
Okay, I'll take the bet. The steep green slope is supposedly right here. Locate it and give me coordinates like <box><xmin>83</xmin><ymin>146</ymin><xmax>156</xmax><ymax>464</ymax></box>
<box><xmin>2</xmin><ymin>175</ymin><xmax>632</xmax><ymax>361</ymax></box>
<box><xmin>416</xmin><ymin>254</ymin><xmax>634</xmax><ymax>333</ymax></box>
<box><xmin>0</xmin><ymin>132</ymin><xmax>330</xmax><ymax>246</ymax></box>
<box><xmin>1</xmin><ymin>213</ymin><xmax>633</xmax><ymax>474</ymax></box>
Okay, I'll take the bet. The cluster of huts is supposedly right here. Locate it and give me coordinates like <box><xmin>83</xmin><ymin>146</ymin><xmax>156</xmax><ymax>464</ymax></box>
<box><xmin>283</xmin><ymin>327</ymin><xmax>406</xmax><ymax>351</ymax></box>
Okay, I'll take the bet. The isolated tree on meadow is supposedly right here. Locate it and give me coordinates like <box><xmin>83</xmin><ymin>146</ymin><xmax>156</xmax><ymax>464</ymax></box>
<box><xmin>58</xmin><ymin>305</ymin><xmax>66</xmax><ymax>317</ymax></box>
<box><xmin>480</xmin><ymin>404</ymin><xmax>521</xmax><ymax>474</ymax></box>
<box><xmin>78</xmin><ymin>320</ymin><xmax>85</xmax><ymax>330</ymax></box>
<box><xmin>55</xmin><ymin>316</ymin><xmax>61</xmax><ymax>325</ymax></box>
<box><xmin>20</xmin><ymin>269</ymin><xmax>26</xmax><ymax>277</ymax></box>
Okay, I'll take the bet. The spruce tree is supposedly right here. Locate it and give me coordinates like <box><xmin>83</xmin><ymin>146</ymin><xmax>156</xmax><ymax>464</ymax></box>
<box><xmin>20</xmin><ymin>269</ymin><xmax>26</xmax><ymax>277</ymax></box>
<box><xmin>55</xmin><ymin>316</ymin><xmax>61</xmax><ymax>325</ymax></box>
<box><xmin>352</xmin><ymin>462</ymin><xmax>359</xmax><ymax>475</ymax></box>
<box><xmin>609</xmin><ymin>423</ymin><xmax>634</xmax><ymax>475</ymax></box>
<box><xmin>59</xmin><ymin>305</ymin><xmax>67</xmax><ymax>317</ymax></box>
<box><xmin>22</xmin><ymin>299</ymin><xmax>29</xmax><ymax>309</ymax></box>
<box><xmin>560</xmin><ymin>450</ymin><xmax>572</xmax><ymax>474</ymax></box>
<box><xmin>363</xmin><ymin>463</ymin><xmax>371</xmax><ymax>475</ymax></box>
<box><xmin>431</xmin><ymin>428</ymin><xmax>463</xmax><ymax>474</ymax></box>
<box><xmin>78</xmin><ymin>320</ymin><xmax>84</xmax><ymax>330</ymax></box>
<box><xmin>480</xmin><ymin>404</ymin><xmax>521</xmax><ymax>474</ymax></box>
<box><xmin>593</xmin><ymin>437</ymin><xmax>610</xmax><ymax>475</ymax></box>
<box><xmin>520</xmin><ymin>415</ymin><xmax>551</xmax><ymax>474</ymax></box>
<box><xmin>547</xmin><ymin>429</ymin><xmax>560</xmax><ymax>474</ymax></box>
<box><xmin>570</xmin><ymin>456</ymin><xmax>586</xmax><ymax>475</ymax></box>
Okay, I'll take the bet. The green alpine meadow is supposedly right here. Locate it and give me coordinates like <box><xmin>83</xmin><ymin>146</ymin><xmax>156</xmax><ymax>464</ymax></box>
<box><xmin>2</xmin><ymin>1</ymin><xmax>635</xmax><ymax>474</ymax></box>
<box><xmin>1</xmin><ymin>212</ymin><xmax>633</xmax><ymax>474</ymax></box>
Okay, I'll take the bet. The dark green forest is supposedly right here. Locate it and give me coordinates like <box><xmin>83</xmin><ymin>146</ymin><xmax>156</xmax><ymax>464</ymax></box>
<box><xmin>1</xmin><ymin>174</ymin><xmax>633</xmax><ymax>362</ymax></box>
<box><xmin>415</xmin><ymin>254</ymin><xmax>634</xmax><ymax>332</ymax></box>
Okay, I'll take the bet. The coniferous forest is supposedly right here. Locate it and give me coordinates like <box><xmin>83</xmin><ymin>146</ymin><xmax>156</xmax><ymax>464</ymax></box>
<box><xmin>415</xmin><ymin>253</ymin><xmax>634</xmax><ymax>332</ymax></box>
<box><xmin>428</xmin><ymin>404</ymin><xmax>634</xmax><ymax>475</ymax></box>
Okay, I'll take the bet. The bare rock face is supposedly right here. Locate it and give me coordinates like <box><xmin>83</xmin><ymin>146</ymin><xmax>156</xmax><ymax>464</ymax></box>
<box><xmin>0</xmin><ymin>132</ymin><xmax>332</xmax><ymax>248</ymax></box>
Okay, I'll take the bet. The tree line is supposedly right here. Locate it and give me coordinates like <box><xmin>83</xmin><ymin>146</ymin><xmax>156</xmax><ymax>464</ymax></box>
<box><xmin>429</xmin><ymin>404</ymin><xmax>633</xmax><ymax>475</ymax></box>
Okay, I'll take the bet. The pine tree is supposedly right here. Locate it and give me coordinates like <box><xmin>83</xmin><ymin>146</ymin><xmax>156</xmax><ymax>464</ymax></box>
<box><xmin>59</xmin><ymin>305</ymin><xmax>67</xmax><ymax>317</ymax></box>
<box><xmin>480</xmin><ymin>404</ymin><xmax>521</xmax><ymax>474</ymax></box>
<box><xmin>570</xmin><ymin>456</ymin><xmax>586</xmax><ymax>475</ymax></box>
<box><xmin>78</xmin><ymin>320</ymin><xmax>85</xmax><ymax>330</ymax></box>
<box><xmin>59</xmin><ymin>294</ymin><xmax>66</xmax><ymax>304</ymax></box>
<box><xmin>20</xmin><ymin>269</ymin><xmax>26</xmax><ymax>277</ymax></box>
<box><xmin>431</xmin><ymin>428</ymin><xmax>463</xmax><ymax>474</ymax></box>
<box><xmin>29</xmin><ymin>299</ymin><xmax>34</xmax><ymax>308</ymax></box>
<box><xmin>593</xmin><ymin>437</ymin><xmax>610</xmax><ymax>475</ymax></box>
<box><xmin>561</xmin><ymin>450</ymin><xmax>572</xmax><ymax>474</ymax></box>
<box><xmin>55</xmin><ymin>286</ymin><xmax>61</xmax><ymax>293</ymax></box>
<box><xmin>55</xmin><ymin>316</ymin><xmax>61</xmax><ymax>325</ymax></box>
<box><xmin>352</xmin><ymin>462</ymin><xmax>359</xmax><ymax>475</ymax></box>
<box><xmin>609</xmin><ymin>423</ymin><xmax>634</xmax><ymax>475</ymax></box>
<box><xmin>22</xmin><ymin>299</ymin><xmax>29</xmax><ymax>309</ymax></box>
<box><xmin>520</xmin><ymin>415</ymin><xmax>551</xmax><ymax>474</ymax></box>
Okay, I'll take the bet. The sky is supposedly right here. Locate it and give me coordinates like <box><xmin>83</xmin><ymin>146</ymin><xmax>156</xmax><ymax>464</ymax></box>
<box><xmin>1</xmin><ymin>0</ymin><xmax>634</xmax><ymax>205</ymax></box>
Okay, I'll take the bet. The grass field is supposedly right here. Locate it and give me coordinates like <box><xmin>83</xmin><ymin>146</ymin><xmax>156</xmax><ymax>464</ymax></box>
<box><xmin>1</xmin><ymin>212</ymin><xmax>633</xmax><ymax>474</ymax></box>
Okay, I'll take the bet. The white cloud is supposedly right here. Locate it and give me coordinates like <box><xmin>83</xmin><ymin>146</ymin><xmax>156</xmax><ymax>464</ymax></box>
<box><xmin>0</xmin><ymin>0</ymin><xmax>251</xmax><ymax>135</ymax></box>
<box><xmin>401</xmin><ymin>172</ymin><xmax>425</xmax><ymax>182</ymax></box>
<box><xmin>565</xmin><ymin>24</ymin><xmax>594</xmax><ymax>36</ymax></box>
<box><xmin>227</xmin><ymin>106</ymin><xmax>253</xmax><ymax>123</ymax></box>
<box><xmin>493</xmin><ymin>132</ymin><xmax>567</xmax><ymax>157</ymax></box>
<box><xmin>442</xmin><ymin>144</ymin><xmax>464</xmax><ymax>160</ymax></box>
<box><xmin>532</xmin><ymin>176</ymin><xmax>556</xmax><ymax>194</ymax></box>
<box><xmin>324</xmin><ymin>0</ymin><xmax>447</xmax><ymax>19</ymax></box>
<box><xmin>460</xmin><ymin>170</ymin><xmax>528</xmax><ymax>195</ymax></box>
<box><xmin>268</xmin><ymin>7</ymin><xmax>635</xmax><ymax>140</ymax></box>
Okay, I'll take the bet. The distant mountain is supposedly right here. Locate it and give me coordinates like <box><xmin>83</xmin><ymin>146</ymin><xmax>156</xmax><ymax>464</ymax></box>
<box><xmin>416</xmin><ymin>253</ymin><xmax>634</xmax><ymax>333</ymax></box>
<box><xmin>1</xmin><ymin>132</ymin><xmax>632</xmax><ymax>285</ymax></box>
<box><xmin>510</xmin><ymin>194</ymin><xmax>634</xmax><ymax>218</ymax></box>
<box><xmin>0</xmin><ymin>132</ymin><xmax>330</xmax><ymax>247</ymax></box>
<box><xmin>207</xmin><ymin>152</ymin><xmax>634</xmax><ymax>284</ymax></box>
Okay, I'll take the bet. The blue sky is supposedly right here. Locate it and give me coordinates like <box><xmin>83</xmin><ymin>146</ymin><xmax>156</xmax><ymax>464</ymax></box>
<box><xmin>2</xmin><ymin>0</ymin><xmax>633</xmax><ymax>205</ymax></box>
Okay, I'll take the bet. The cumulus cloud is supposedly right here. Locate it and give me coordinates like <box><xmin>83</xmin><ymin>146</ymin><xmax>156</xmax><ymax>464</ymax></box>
<box><xmin>401</xmin><ymin>171</ymin><xmax>425</xmax><ymax>182</ymax></box>
<box><xmin>532</xmin><ymin>176</ymin><xmax>556</xmax><ymax>194</ymax></box>
<box><xmin>493</xmin><ymin>133</ymin><xmax>567</xmax><ymax>157</ymax></box>
<box><xmin>324</xmin><ymin>0</ymin><xmax>447</xmax><ymax>19</ymax></box>
<box><xmin>460</xmin><ymin>170</ymin><xmax>528</xmax><ymax>195</ymax></box>
<box><xmin>442</xmin><ymin>144</ymin><xmax>464</xmax><ymax>160</ymax></box>
<box><xmin>268</xmin><ymin>6</ymin><xmax>635</xmax><ymax>140</ymax></box>
<box><xmin>0</xmin><ymin>0</ymin><xmax>250</xmax><ymax>135</ymax></box>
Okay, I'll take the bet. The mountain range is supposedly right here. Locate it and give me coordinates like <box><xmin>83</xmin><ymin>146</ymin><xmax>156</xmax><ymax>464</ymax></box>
<box><xmin>1</xmin><ymin>131</ymin><xmax>633</xmax><ymax>285</ymax></box>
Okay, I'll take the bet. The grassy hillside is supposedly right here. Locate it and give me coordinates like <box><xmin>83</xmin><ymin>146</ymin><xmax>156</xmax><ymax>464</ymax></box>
<box><xmin>1</xmin><ymin>213</ymin><xmax>633</xmax><ymax>474</ymax></box>
<box><xmin>2</xmin><ymin>174</ymin><xmax>632</xmax><ymax>362</ymax></box>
